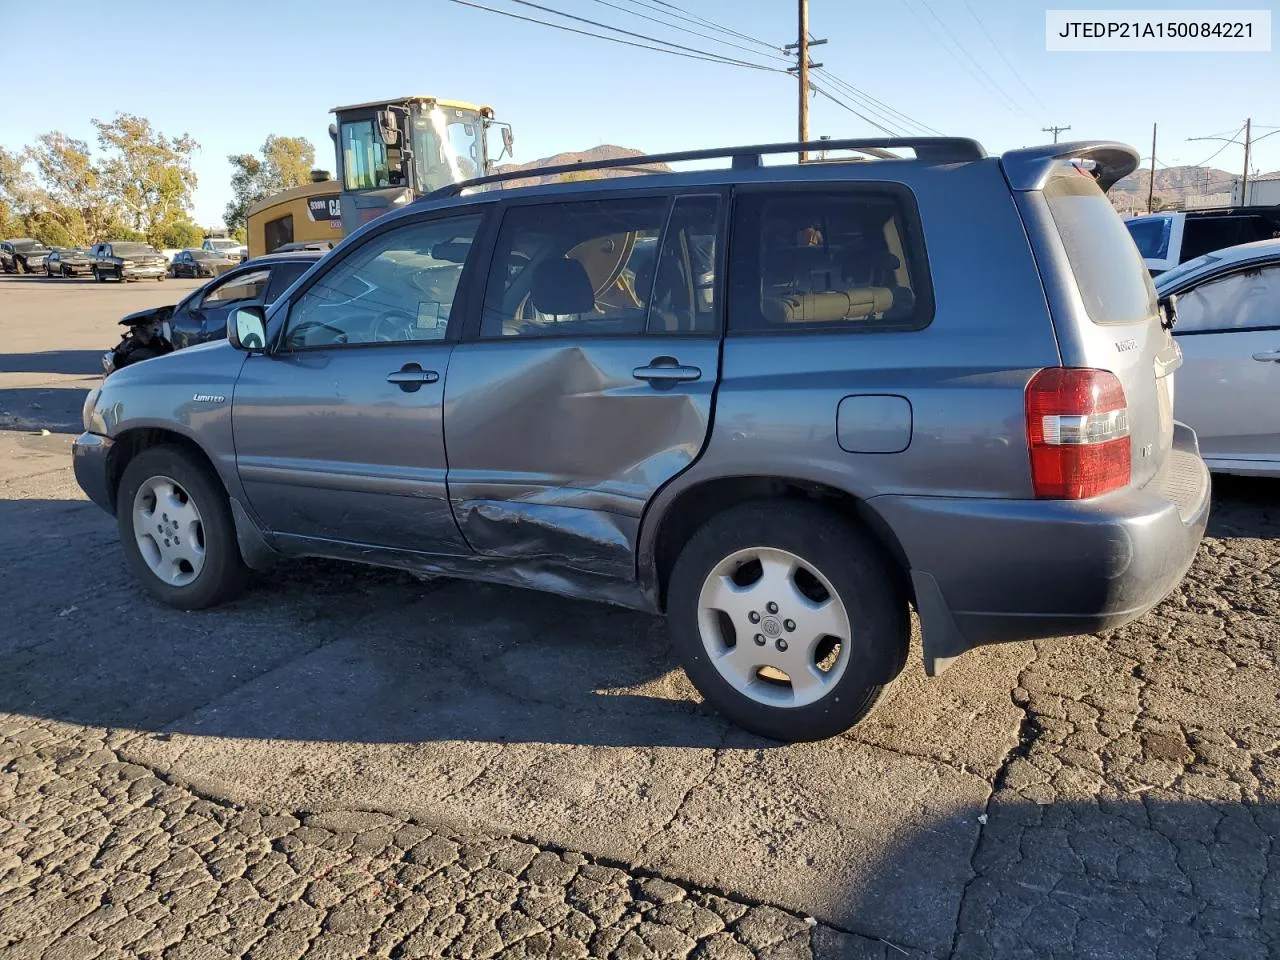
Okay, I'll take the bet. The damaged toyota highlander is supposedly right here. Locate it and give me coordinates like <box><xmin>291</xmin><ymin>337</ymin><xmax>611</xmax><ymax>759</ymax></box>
<box><xmin>73</xmin><ymin>138</ymin><xmax>1209</xmax><ymax>742</ymax></box>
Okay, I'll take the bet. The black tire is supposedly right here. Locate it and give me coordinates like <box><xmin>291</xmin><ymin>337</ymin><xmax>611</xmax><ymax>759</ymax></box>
<box><xmin>115</xmin><ymin>445</ymin><xmax>249</xmax><ymax>610</ymax></box>
<box><xmin>667</xmin><ymin>500</ymin><xmax>909</xmax><ymax>742</ymax></box>
<box><xmin>93</xmin><ymin>267</ymin><xmax>104</xmax><ymax>282</ymax></box>
<box><xmin>15</xmin><ymin>257</ymin><xmax>27</xmax><ymax>275</ymax></box>
<box><xmin>115</xmin><ymin>266</ymin><xmax>125</xmax><ymax>282</ymax></box>
<box><xmin>62</xmin><ymin>265</ymin><xmax>71</xmax><ymax>278</ymax></box>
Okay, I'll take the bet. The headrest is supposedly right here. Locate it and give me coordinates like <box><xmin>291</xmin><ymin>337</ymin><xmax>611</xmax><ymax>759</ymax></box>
<box><xmin>531</xmin><ymin>257</ymin><xmax>595</xmax><ymax>315</ymax></box>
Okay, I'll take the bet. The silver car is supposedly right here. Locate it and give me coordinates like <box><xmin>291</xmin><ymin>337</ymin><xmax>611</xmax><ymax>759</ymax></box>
<box><xmin>73</xmin><ymin>137</ymin><xmax>1209</xmax><ymax>742</ymax></box>
<box><xmin>1156</xmin><ymin>238</ymin><xmax>1280</xmax><ymax>476</ymax></box>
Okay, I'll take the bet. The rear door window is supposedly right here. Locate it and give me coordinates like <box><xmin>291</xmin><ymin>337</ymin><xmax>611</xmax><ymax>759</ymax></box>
<box><xmin>727</xmin><ymin>187</ymin><xmax>931</xmax><ymax>333</ymax></box>
<box><xmin>1044</xmin><ymin>170</ymin><xmax>1156</xmax><ymax>324</ymax></box>
<box><xmin>265</xmin><ymin>261</ymin><xmax>312</xmax><ymax>302</ymax></box>
<box><xmin>480</xmin><ymin>197</ymin><xmax>669</xmax><ymax>338</ymax></box>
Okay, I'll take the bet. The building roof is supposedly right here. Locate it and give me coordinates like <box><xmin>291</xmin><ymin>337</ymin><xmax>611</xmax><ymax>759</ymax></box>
<box><xmin>246</xmin><ymin>180</ymin><xmax>341</xmax><ymax>219</ymax></box>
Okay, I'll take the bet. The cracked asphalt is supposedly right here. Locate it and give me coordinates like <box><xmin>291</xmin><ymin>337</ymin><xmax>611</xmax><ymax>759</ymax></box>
<box><xmin>1</xmin><ymin>276</ymin><xmax>1277</xmax><ymax>958</ymax></box>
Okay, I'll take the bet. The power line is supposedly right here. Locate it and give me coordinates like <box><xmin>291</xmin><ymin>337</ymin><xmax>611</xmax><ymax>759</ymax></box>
<box><xmin>586</xmin><ymin>0</ymin><xmax>793</xmax><ymax>64</ymax></box>
<box><xmin>900</xmin><ymin>0</ymin><xmax>1012</xmax><ymax>114</ymax></box>
<box><xmin>809</xmin><ymin>82</ymin><xmax>902</xmax><ymax>137</ymax></box>
<box><xmin>1187</xmin><ymin>125</ymin><xmax>1245</xmax><ymax>167</ymax></box>
<box><xmin>500</xmin><ymin>0</ymin><xmax>785</xmax><ymax>70</ymax></box>
<box><xmin>813</xmin><ymin>68</ymin><xmax>942</xmax><ymax>136</ymax></box>
<box><xmin>961</xmin><ymin>0</ymin><xmax>1047</xmax><ymax>113</ymax></box>
<box><xmin>626</xmin><ymin>0</ymin><xmax>781</xmax><ymax>53</ymax></box>
<box><xmin>919</xmin><ymin>0</ymin><xmax>1032</xmax><ymax>118</ymax></box>
<box><xmin>449</xmin><ymin>0</ymin><xmax>784</xmax><ymax>72</ymax></box>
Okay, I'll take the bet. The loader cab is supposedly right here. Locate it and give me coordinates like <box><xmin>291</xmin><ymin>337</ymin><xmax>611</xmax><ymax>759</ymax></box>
<box><xmin>331</xmin><ymin>95</ymin><xmax>511</xmax><ymax>235</ymax></box>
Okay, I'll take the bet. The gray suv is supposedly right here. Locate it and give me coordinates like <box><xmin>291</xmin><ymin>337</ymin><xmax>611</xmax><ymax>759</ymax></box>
<box><xmin>73</xmin><ymin>138</ymin><xmax>1210</xmax><ymax>742</ymax></box>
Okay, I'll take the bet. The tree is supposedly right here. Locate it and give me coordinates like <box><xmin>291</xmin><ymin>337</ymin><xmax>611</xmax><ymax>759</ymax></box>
<box><xmin>224</xmin><ymin>135</ymin><xmax>316</xmax><ymax>233</ymax></box>
<box><xmin>92</xmin><ymin>114</ymin><xmax>199</xmax><ymax>238</ymax></box>
<box><xmin>156</xmin><ymin>220</ymin><xmax>203</xmax><ymax>250</ymax></box>
<box><xmin>0</xmin><ymin>146</ymin><xmax>45</xmax><ymax>235</ymax></box>
<box><xmin>28</xmin><ymin>132</ymin><xmax>112</xmax><ymax>245</ymax></box>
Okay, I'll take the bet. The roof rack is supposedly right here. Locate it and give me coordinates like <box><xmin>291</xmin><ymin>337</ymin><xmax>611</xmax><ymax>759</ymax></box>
<box><xmin>422</xmin><ymin>137</ymin><xmax>987</xmax><ymax>201</ymax></box>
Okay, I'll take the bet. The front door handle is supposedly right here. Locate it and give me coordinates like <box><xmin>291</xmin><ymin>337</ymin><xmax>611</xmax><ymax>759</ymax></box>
<box><xmin>1252</xmin><ymin>351</ymin><xmax>1280</xmax><ymax>363</ymax></box>
<box><xmin>386</xmin><ymin>364</ymin><xmax>440</xmax><ymax>392</ymax></box>
<box><xmin>633</xmin><ymin>356</ymin><xmax>702</xmax><ymax>383</ymax></box>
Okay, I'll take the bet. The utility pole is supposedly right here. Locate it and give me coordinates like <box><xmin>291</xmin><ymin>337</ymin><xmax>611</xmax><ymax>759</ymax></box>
<box><xmin>785</xmin><ymin>0</ymin><xmax>824</xmax><ymax>162</ymax></box>
<box><xmin>1242</xmin><ymin>117</ymin><xmax>1252</xmax><ymax>204</ymax></box>
<box><xmin>1042</xmin><ymin>125</ymin><xmax>1071</xmax><ymax>144</ymax></box>
<box><xmin>1148</xmin><ymin>122</ymin><xmax>1156</xmax><ymax>214</ymax></box>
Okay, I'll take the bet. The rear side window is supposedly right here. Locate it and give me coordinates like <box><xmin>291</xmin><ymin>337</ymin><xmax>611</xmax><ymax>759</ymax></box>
<box><xmin>1125</xmin><ymin>216</ymin><xmax>1173</xmax><ymax>260</ymax></box>
<box><xmin>728</xmin><ymin>188</ymin><xmax>930</xmax><ymax>333</ymax></box>
<box><xmin>1044</xmin><ymin>171</ymin><xmax>1156</xmax><ymax>324</ymax></box>
<box><xmin>1175</xmin><ymin>265</ymin><xmax>1280</xmax><ymax>334</ymax></box>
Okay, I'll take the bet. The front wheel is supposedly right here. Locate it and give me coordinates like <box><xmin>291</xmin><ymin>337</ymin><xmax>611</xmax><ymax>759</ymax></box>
<box><xmin>667</xmin><ymin>501</ymin><xmax>908</xmax><ymax>742</ymax></box>
<box><xmin>116</xmin><ymin>445</ymin><xmax>249</xmax><ymax>609</ymax></box>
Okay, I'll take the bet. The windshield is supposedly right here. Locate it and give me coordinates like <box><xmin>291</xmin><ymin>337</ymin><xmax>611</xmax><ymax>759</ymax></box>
<box><xmin>191</xmin><ymin>249</ymin><xmax>219</xmax><ymax>259</ymax></box>
<box><xmin>14</xmin><ymin>240</ymin><xmax>48</xmax><ymax>252</ymax></box>
<box><xmin>207</xmin><ymin>240</ymin><xmax>238</xmax><ymax>251</ymax></box>
<box><xmin>1125</xmin><ymin>215</ymin><xmax>1174</xmax><ymax>261</ymax></box>
<box><xmin>411</xmin><ymin>105</ymin><xmax>484</xmax><ymax>194</ymax></box>
<box><xmin>112</xmin><ymin>243</ymin><xmax>153</xmax><ymax>256</ymax></box>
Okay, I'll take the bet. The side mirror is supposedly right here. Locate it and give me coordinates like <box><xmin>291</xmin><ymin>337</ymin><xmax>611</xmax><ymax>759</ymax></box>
<box><xmin>377</xmin><ymin>110</ymin><xmax>399</xmax><ymax>145</ymax></box>
<box><xmin>228</xmin><ymin>305</ymin><xmax>268</xmax><ymax>352</ymax></box>
<box><xmin>1158</xmin><ymin>292</ymin><xmax>1179</xmax><ymax>331</ymax></box>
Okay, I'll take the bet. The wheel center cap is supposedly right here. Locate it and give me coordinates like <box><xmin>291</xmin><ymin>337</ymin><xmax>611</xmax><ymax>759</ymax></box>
<box><xmin>761</xmin><ymin>616</ymin><xmax>782</xmax><ymax>638</ymax></box>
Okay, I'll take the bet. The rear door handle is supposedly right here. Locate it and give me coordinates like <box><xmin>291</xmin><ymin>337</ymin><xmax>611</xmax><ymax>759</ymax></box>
<box><xmin>633</xmin><ymin>356</ymin><xmax>702</xmax><ymax>383</ymax></box>
<box><xmin>1251</xmin><ymin>351</ymin><xmax>1280</xmax><ymax>363</ymax></box>
<box><xmin>386</xmin><ymin>364</ymin><xmax>440</xmax><ymax>391</ymax></box>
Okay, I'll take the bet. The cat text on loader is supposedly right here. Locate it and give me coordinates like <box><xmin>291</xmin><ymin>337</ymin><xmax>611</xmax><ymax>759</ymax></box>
<box><xmin>329</xmin><ymin>95</ymin><xmax>514</xmax><ymax>234</ymax></box>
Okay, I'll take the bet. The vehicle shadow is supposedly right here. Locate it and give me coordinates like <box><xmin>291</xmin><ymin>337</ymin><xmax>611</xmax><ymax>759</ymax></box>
<box><xmin>0</xmin><ymin>274</ymin><xmax>94</xmax><ymax>284</ymax></box>
<box><xmin>1207</xmin><ymin>474</ymin><xmax>1279</xmax><ymax>539</ymax></box>
<box><xmin>0</xmin><ymin>349</ymin><xmax>105</xmax><ymax>375</ymax></box>
<box><xmin>0</xmin><ymin>496</ymin><xmax>743</xmax><ymax>750</ymax></box>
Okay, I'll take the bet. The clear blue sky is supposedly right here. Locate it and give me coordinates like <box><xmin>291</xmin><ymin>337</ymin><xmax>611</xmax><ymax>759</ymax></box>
<box><xmin>1</xmin><ymin>0</ymin><xmax>1277</xmax><ymax>227</ymax></box>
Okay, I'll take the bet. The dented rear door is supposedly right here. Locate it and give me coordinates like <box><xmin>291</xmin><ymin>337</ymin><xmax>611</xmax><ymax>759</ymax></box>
<box><xmin>443</xmin><ymin>191</ymin><xmax>724</xmax><ymax>579</ymax></box>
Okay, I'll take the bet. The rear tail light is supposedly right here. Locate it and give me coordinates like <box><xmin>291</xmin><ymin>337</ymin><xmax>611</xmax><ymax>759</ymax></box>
<box><xmin>1025</xmin><ymin>367</ymin><xmax>1130</xmax><ymax>499</ymax></box>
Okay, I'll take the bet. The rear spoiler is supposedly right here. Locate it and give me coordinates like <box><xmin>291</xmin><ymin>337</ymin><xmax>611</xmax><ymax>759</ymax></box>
<box><xmin>1000</xmin><ymin>141</ymin><xmax>1141</xmax><ymax>192</ymax></box>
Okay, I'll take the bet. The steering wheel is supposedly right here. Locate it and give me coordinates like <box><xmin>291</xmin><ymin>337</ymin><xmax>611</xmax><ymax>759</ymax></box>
<box><xmin>371</xmin><ymin>308</ymin><xmax>417</xmax><ymax>342</ymax></box>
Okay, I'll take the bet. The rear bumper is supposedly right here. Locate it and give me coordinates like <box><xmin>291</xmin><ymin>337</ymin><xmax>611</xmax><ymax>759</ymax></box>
<box><xmin>73</xmin><ymin>432</ymin><xmax>115</xmax><ymax>514</ymax></box>
<box><xmin>875</xmin><ymin>423</ymin><xmax>1210</xmax><ymax>673</ymax></box>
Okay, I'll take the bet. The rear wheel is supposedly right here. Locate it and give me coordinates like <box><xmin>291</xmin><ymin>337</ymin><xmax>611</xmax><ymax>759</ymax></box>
<box><xmin>116</xmin><ymin>446</ymin><xmax>249</xmax><ymax>609</ymax></box>
<box><xmin>667</xmin><ymin>500</ymin><xmax>908</xmax><ymax>742</ymax></box>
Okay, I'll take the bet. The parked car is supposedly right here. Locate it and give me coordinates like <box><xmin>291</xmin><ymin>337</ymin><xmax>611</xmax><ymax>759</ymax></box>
<box><xmin>274</xmin><ymin>240</ymin><xmax>336</xmax><ymax>253</ymax></box>
<box><xmin>1126</xmin><ymin>207</ymin><xmax>1280</xmax><ymax>276</ymax></box>
<box><xmin>45</xmin><ymin>247</ymin><xmax>94</xmax><ymax>278</ymax></box>
<box><xmin>1</xmin><ymin>238</ymin><xmax>50</xmax><ymax>274</ymax></box>
<box><xmin>1154</xmin><ymin>238</ymin><xmax>1280</xmax><ymax>476</ymax></box>
<box><xmin>104</xmin><ymin>251</ymin><xmax>323</xmax><ymax>373</ymax></box>
<box><xmin>170</xmin><ymin>248</ymin><xmax>238</xmax><ymax>279</ymax></box>
<box><xmin>202</xmin><ymin>237</ymin><xmax>245</xmax><ymax>262</ymax></box>
<box><xmin>74</xmin><ymin>137</ymin><xmax>1209</xmax><ymax>742</ymax></box>
<box><xmin>89</xmin><ymin>241</ymin><xmax>167</xmax><ymax>282</ymax></box>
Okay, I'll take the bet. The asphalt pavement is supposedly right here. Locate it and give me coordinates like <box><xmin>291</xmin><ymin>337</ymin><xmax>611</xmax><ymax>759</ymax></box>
<box><xmin>1</xmin><ymin>273</ymin><xmax>1276</xmax><ymax>958</ymax></box>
